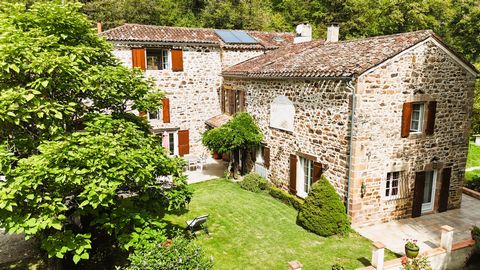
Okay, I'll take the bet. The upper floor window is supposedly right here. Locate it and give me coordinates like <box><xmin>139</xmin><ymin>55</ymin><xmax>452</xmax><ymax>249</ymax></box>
<box><xmin>222</xmin><ymin>88</ymin><xmax>245</xmax><ymax>115</ymax></box>
<box><xmin>410</xmin><ymin>103</ymin><xmax>424</xmax><ymax>132</ymax></box>
<box><xmin>146</xmin><ymin>49</ymin><xmax>170</xmax><ymax>70</ymax></box>
<box><xmin>148</xmin><ymin>110</ymin><xmax>161</xmax><ymax>120</ymax></box>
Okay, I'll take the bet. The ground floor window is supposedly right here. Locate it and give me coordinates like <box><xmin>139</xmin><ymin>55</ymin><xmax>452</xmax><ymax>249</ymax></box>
<box><xmin>297</xmin><ymin>157</ymin><xmax>314</xmax><ymax>198</ymax></box>
<box><xmin>160</xmin><ymin>131</ymin><xmax>178</xmax><ymax>156</ymax></box>
<box><xmin>384</xmin><ymin>171</ymin><xmax>401</xmax><ymax>200</ymax></box>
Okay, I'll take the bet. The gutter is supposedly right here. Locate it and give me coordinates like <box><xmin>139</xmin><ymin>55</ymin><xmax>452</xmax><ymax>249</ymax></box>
<box><xmin>346</xmin><ymin>78</ymin><xmax>356</xmax><ymax>215</ymax></box>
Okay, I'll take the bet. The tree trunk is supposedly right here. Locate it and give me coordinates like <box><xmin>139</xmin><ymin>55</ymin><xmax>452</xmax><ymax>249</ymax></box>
<box><xmin>232</xmin><ymin>150</ymin><xmax>240</xmax><ymax>179</ymax></box>
<box><xmin>240</xmin><ymin>148</ymin><xmax>247</xmax><ymax>176</ymax></box>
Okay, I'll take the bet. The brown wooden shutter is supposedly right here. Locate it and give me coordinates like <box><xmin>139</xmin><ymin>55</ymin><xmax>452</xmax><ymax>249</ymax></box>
<box><xmin>289</xmin><ymin>154</ymin><xmax>297</xmax><ymax>194</ymax></box>
<box><xmin>239</xmin><ymin>91</ymin><xmax>245</xmax><ymax>112</ymax></box>
<box><xmin>401</xmin><ymin>102</ymin><xmax>413</xmax><ymax>138</ymax></box>
<box><xmin>139</xmin><ymin>111</ymin><xmax>147</xmax><ymax>118</ymax></box>
<box><xmin>178</xmin><ymin>130</ymin><xmax>189</xmax><ymax>156</ymax></box>
<box><xmin>426</xmin><ymin>101</ymin><xmax>437</xmax><ymax>135</ymax></box>
<box><xmin>412</xmin><ymin>171</ymin><xmax>426</xmax><ymax>218</ymax></box>
<box><xmin>221</xmin><ymin>89</ymin><xmax>225</xmax><ymax>113</ymax></box>
<box><xmin>171</xmin><ymin>49</ymin><xmax>183</xmax><ymax>72</ymax></box>
<box><xmin>162</xmin><ymin>98</ymin><xmax>170</xmax><ymax>123</ymax></box>
<box><xmin>312</xmin><ymin>161</ymin><xmax>322</xmax><ymax>184</ymax></box>
<box><xmin>263</xmin><ymin>146</ymin><xmax>270</xmax><ymax>168</ymax></box>
<box><xmin>132</xmin><ymin>48</ymin><xmax>146</xmax><ymax>71</ymax></box>
<box><xmin>438</xmin><ymin>167</ymin><xmax>451</xmax><ymax>212</ymax></box>
<box><xmin>228</xmin><ymin>91</ymin><xmax>235</xmax><ymax>115</ymax></box>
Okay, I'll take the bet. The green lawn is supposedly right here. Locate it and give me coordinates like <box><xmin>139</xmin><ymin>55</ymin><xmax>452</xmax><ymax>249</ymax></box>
<box><xmin>165</xmin><ymin>179</ymin><xmax>397</xmax><ymax>270</ymax></box>
<box><xmin>467</xmin><ymin>142</ymin><xmax>480</xmax><ymax>168</ymax></box>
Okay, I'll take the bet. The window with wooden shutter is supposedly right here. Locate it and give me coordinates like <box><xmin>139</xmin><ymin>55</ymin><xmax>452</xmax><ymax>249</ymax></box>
<box><xmin>132</xmin><ymin>48</ymin><xmax>146</xmax><ymax>71</ymax></box>
<box><xmin>162</xmin><ymin>98</ymin><xmax>170</xmax><ymax>123</ymax></box>
<box><xmin>171</xmin><ymin>49</ymin><xmax>183</xmax><ymax>72</ymax></box>
<box><xmin>139</xmin><ymin>111</ymin><xmax>147</xmax><ymax>118</ymax></box>
<box><xmin>312</xmin><ymin>162</ymin><xmax>322</xmax><ymax>184</ymax></box>
<box><xmin>425</xmin><ymin>101</ymin><xmax>437</xmax><ymax>135</ymax></box>
<box><xmin>401</xmin><ymin>102</ymin><xmax>413</xmax><ymax>138</ymax></box>
<box><xmin>178</xmin><ymin>130</ymin><xmax>189</xmax><ymax>156</ymax></box>
<box><xmin>263</xmin><ymin>146</ymin><xmax>270</xmax><ymax>168</ymax></box>
<box><xmin>412</xmin><ymin>171</ymin><xmax>426</xmax><ymax>218</ymax></box>
<box><xmin>289</xmin><ymin>154</ymin><xmax>297</xmax><ymax>194</ymax></box>
<box><xmin>438</xmin><ymin>167</ymin><xmax>451</xmax><ymax>212</ymax></box>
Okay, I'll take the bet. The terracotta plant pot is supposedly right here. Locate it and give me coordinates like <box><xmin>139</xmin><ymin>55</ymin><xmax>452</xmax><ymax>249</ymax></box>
<box><xmin>405</xmin><ymin>245</ymin><xmax>419</xmax><ymax>259</ymax></box>
<box><xmin>213</xmin><ymin>153</ymin><xmax>220</xmax><ymax>159</ymax></box>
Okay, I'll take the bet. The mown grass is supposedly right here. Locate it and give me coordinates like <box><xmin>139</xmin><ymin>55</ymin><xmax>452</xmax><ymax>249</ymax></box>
<box><xmin>165</xmin><ymin>179</ymin><xmax>397</xmax><ymax>270</ymax></box>
<box><xmin>467</xmin><ymin>142</ymin><xmax>480</xmax><ymax>168</ymax></box>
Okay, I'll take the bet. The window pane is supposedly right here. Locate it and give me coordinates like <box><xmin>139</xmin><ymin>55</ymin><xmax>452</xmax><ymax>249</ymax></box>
<box><xmin>169</xmin><ymin>133</ymin><xmax>174</xmax><ymax>155</ymax></box>
<box><xmin>149</xmin><ymin>111</ymin><xmax>159</xmax><ymax>119</ymax></box>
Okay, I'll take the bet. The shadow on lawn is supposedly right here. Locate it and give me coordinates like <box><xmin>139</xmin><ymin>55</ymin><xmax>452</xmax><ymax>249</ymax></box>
<box><xmin>357</xmin><ymin>257</ymin><xmax>371</xmax><ymax>266</ymax></box>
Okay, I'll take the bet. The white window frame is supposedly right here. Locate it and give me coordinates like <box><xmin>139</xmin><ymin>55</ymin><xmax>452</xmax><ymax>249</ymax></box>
<box><xmin>384</xmin><ymin>171</ymin><xmax>402</xmax><ymax>200</ymax></box>
<box><xmin>410</xmin><ymin>103</ymin><xmax>424</xmax><ymax>133</ymax></box>
<box><xmin>421</xmin><ymin>170</ymin><xmax>437</xmax><ymax>213</ymax></box>
<box><xmin>297</xmin><ymin>157</ymin><xmax>313</xmax><ymax>199</ymax></box>
<box><xmin>146</xmin><ymin>49</ymin><xmax>171</xmax><ymax>70</ymax></box>
<box><xmin>160</xmin><ymin>131</ymin><xmax>178</xmax><ymax>156</ymax></box>
<box><xmin>148</xmin><ymin>109</ymin><xmax>161</xmax><ymax>121</ymax></box>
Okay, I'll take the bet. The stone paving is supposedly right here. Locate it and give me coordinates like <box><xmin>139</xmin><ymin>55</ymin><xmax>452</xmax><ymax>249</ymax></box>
<box><xmin>355</xmin><ymin>194</ymin><xmax>480</xmax><ymax>255</ymax></box>
<box><xmin>186</xmin><ymin>157</ymin><xmax>226</xmax><ymax>184</ymax></box>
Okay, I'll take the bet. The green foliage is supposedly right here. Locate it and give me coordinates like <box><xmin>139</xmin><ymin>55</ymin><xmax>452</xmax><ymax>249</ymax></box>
<box><xmin>202</xmin><ymin>112</ymin><xmax>263</xmax><ymax>155</ymax></box>
<box><xmin>123</xmin><ymin>234</ymin><xmax>213</xmax><ymax>270</ymax></box>
<box><xmin>296</xmin><ymin>176</ymin><xmax>350</xmax><ymax>237</ymax></box>
<box><xmin>267</xmin><ymin>185</ymin><xmax>304</xmax><ymax>211</ymax></box>
<box><xmin>238</xmin><ymin>172</ymin><xmax>267</xmax><ymax>193</ymax></box>
<box><xmin>472</xmin><ymin>226</ymin><xmax>480</xmax><ymax>251</ymax></box>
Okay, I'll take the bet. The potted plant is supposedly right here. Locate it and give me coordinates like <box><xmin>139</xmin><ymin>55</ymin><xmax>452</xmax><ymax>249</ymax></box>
<box><xmin>404</xmin><ymin>239</ymin><xmax>420</xmax><ymax>259</ymax></box>
<box><xmin>212</xmin><ymin>152</ymin><xmax>220</xmax><ymax>159</ymax></box>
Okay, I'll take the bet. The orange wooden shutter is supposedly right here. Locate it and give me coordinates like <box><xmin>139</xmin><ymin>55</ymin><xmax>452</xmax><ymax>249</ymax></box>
<box><xmin>171</xmin><ymin>49</ymin><xmax>183</xmax><ymax>72</ymax></box>
<box><xmin>178</xmin><ymin>130</ymin><xmax>189</xmax><ymax>156</ymax></box>
<box><xmin>139</xmin><ymin>111</ymin><xmax>147</xmax><ymax>118</ymax></box>
<box><xmin>162</xmin><ymin>98</ymin><xmax>170</xmax><ymax>123</ymax></box>
<box><xmin>263</xmin><ymin>146</ymin><xmax>270</xmax><ymax>168</ymax></box>
<box><xmin>426</xmin><ymin>101</ymin><xmax>437</xmax><ymax>135</ymax></box>
<box><xmin>401</xmin><ymin>102</ymin><xmax>413</xmax><ymax>138</ymax></box>
<box><xmin>131</xmin><ymin>48</ymin><xmax>146</xmax><ymax>71</ymax></box>
<box><xmin>289</xmin><ymin>154</ymin><xmax>297</xmax><ymax>194</ymax></box>
<box><xmin>312</xmin><ymin>161</ymin><xmax>322</xmax><ymax>184</ymax></box>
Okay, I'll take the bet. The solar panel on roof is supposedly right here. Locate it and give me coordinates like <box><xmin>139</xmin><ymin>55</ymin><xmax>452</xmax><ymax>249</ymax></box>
<box><xmin>215</xmin><ymin>30</ymin><xmax>258</xmax><ymax>44</ymax></box>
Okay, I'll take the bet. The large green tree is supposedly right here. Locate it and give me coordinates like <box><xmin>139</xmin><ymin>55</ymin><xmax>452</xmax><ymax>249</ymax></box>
<box><xmin>0</xmin><ymin>1</ymin><xmax>190</xmax><ymax>266</ymax></box>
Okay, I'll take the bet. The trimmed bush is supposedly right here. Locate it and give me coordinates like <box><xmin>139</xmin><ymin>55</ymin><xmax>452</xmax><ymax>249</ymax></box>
<box><xmin>297</xmin><ymin>176</ymin><xmax>350</xmax><ymax>237</ymax></box>
<box><xmin>238</xmin><ymin>172</ymin><xmax>267</xmax><ymax>193</ymax></box>
<box><xmin>465</xmin><ymin>174</ymin><xmax>480</xmax><ymax>192</ymax></box>
<box><xmin>267</xmin><ymin>185</ymin><xmax>303</xmax><ymax>211</ymax></box>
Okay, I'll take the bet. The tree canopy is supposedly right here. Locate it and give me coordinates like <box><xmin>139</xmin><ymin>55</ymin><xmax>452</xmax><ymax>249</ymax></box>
<box><xmin>0</xmin><ymin>1</ymin><xmax>190</xmax><ymax>266</ymax></box>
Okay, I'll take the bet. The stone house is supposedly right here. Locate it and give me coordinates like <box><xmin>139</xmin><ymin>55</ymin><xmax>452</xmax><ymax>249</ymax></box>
<box><xmin>100</xmin><ymin>24</ymin><xmax>295</xmax><ymax>156</ymax></box>
<box><xmin>222</xmin><ymin>28</ymin><xmax>478</xmax><ymax>226</ymax></box>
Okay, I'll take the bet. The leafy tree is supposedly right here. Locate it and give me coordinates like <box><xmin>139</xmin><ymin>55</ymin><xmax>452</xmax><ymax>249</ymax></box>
<box><xmin>297</xmin><ymin>176</ymin><xmax>350</xmax><ymax>237</ymax></box>
<box><xmin>0</xmin><ymin>1</ymin><xmax>191</xmax><ymax>266</ymax></box>
<box><xmin>202</xmin><ymin>112</ymin><xmax>263</xmax><ymax>177</ymax></box>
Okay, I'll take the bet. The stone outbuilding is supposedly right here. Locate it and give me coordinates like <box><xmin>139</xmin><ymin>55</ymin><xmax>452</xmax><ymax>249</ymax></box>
<box><xmin>222</xmin><ymin>29</ymin><xmax>478</xmax><ymax>226</ymax></box>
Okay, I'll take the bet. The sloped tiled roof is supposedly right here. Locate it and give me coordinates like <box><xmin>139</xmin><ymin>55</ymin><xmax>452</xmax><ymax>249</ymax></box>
<box><xmin>223</xmin><ymin>30</ymin><xmax>477</xmax><ymax>78</ymax></box>
<box><xmin>205</xmin><ymin>114</ymin><xmax>232</xmax><ymax>128</ymax></box>
<box><xmin>100</xmin><ymin>24</ymin><xmax>294</xmax><ymax>49</ymax></box>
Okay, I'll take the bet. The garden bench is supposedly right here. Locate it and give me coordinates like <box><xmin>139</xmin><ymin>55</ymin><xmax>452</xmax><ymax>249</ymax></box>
<box><xmin>185</xmin><ymin>214</ymin><xmax>209</xmax><ymax>237</ymax></box>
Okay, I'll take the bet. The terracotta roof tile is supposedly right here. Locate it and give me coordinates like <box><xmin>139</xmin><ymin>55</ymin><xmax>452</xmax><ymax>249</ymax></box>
<box><xmin>100</xmin><ymin>24</ymin><xmax>295</xmax><ymax>49</ymax></box>
<box><xmin>205</xmin><ymin>114</ymin><xmax>232</xmax><ymax>127</ymax></box>
<box><xmin>223</xmin><ymin>30</ymin><xmax>442</xmax><ymax>78</ymax></box>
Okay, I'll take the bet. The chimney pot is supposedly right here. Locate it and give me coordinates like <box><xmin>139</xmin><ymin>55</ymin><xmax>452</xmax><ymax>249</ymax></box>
<box><xmin>326</xmin><ymin>22</ymin><xmax>339</xmax><ymax>42</ymax></box>
<box><xmin>294</xmin><ymin>22</ymin><xmax>312</xmax><ymax>44</ymax></box>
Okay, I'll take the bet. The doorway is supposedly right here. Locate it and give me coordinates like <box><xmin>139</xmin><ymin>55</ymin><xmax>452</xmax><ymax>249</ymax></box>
<box><xmin>421</xmin><ymin>170</ymin><xmax>437</xmax><ymax>213</ymax></box>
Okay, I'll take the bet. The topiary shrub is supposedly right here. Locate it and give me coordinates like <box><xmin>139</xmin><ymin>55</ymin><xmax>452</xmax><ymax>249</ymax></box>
<box><xmin>267</xmin><ymin>185</ymin><xmax>304</xmax><ymax>210</ymax></box>
<box><xmin>296</xmin><ymin>176</ymin><xmax>350</xmax><ymax>237</ymax></box>
<box><xmin>238</xmin><ymin>172</ymin><xmax>268</xmax><ymax>192</ymax></box>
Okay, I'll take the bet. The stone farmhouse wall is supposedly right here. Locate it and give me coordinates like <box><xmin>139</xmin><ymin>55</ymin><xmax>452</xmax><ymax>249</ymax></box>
<box><xmin>222</xmin><ymin>78</ymin><xmax>353</xmax><ymax>198</ymax></box>
<box><xmin>112</xmin><ymin>45</ymin><xmax>272</xmax><ymax>154</ymax></box>
<box><xmin>350</xmin><ymin>40</ymin><xmax>476</xmax><ymax>226</ymax></box>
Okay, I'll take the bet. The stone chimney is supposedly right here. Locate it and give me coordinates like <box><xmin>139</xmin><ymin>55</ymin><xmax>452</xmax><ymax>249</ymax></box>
<box><xmin>326</xmin><ymin>22</ymin><xmax>339</xmax><ymax>42</ymax></box>
<box><xmin>293</xmin><ymin>22</ymin><xmax>312</xmax><ymax>44</ymax></box>
<box><xmin>97</xmin><ymin>22</ymin><xmax>102</xmax><ymax>34</ymax></box>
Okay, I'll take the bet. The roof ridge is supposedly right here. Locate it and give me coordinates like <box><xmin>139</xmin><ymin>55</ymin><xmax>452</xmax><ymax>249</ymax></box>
<box><xmin>327</xmin><ymin>29</ymin><xmax>433</xmax><ymax>45</ymax></box>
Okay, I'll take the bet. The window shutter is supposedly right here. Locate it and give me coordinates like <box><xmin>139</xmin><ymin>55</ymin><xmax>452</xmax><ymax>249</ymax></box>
<box><xmin>139</xmin><ymin>111</ymin><xmax>147</xmax><ymax>118</ymax></box>
<box><xmin>412</xmin><ymin>171</ymin><xmax>426</xmax><ymax>218</ymax></box>
<box><xmin>132</xmin><ymin>48</ymin><xmax>146</xmax><ymax>70</ymax></box>
<box><xmin>239</xmin><ymin>91</ymin><xmax>245</xmax><ymax>112</ymax></box>
<box><xmin>401</xmin><ymin>102</ymin><xmax>413</xmax><ymax>138</ymax></box>
<box><xmin>289</xmin><ymin>154</ymin><xmax>297</xmax><ymax>194</ymax></box>
<box><xmin>426</xmin><ymin>101</ymin><xmax>437</xmax><ymax>135</ymax></box>
<box><xmin>221</xmin><ymin>89</ymin><xmax>225</xmax><ymax>113</ymax></box>
<box><xmin>171</xmin><ymin>49</ymin><xmax>183</xmax><ymax>72</ymax></box>
<box><xmin>263</xmin><ymin>146</ymin><xmax>270</xmax><ymax>168</ymax></box>
<box><xmin>312</xmin><ymin>161</ymin><xmax>322</xmax><ymax>184</ymax></box>
<box><xmin>228</xmin><ymin>91</ymin><xmax>235</xmax><ymax>115</ymax></box>
<box><xmin>162</xmin><ymin>98</ymin><xmax>170</xmax><ymax>123</ymax></box>
<box><xmin>438</xmin><ymin>167</ymin><xmax>451</xmax><ymax>212</ymax></box>
<box><xmin>178</xmin><ymin>130</ymin><xmax>189</xmax><ymax>156</ymax></box>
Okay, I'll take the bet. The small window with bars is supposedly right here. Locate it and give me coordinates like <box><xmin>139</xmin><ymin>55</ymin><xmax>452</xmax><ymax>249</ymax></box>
<box><xmin>385</xmin><ymin>171</ymin><xmax>401</xmax><ymax>200</ymax></box>
<box><xmin>146</xmin><ymin>49</ymin><xmax>169</xmax><ymax>70</ymax></box>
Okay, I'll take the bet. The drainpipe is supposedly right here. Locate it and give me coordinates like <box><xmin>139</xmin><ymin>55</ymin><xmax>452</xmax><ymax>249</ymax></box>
<box><xmin>346</xmin><ymin>78</ymin><xmax>356</xmax><ymax>215</ymax></box>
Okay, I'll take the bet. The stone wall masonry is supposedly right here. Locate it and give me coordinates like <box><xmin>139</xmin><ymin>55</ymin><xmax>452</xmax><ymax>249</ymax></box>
<box><xmin>221</xmin><ymin>49</ymin><xmax>265</xmax><ymax>68</ymax></box>
<box><xmin>350</xmin><ymin>40</ymin><xmax>476</xmax><ymax>226</ymax></box>
<box><xmin>223</xmin><ymin>78</ymin><xmax>353</xmax><ymax>198</ymax></box>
